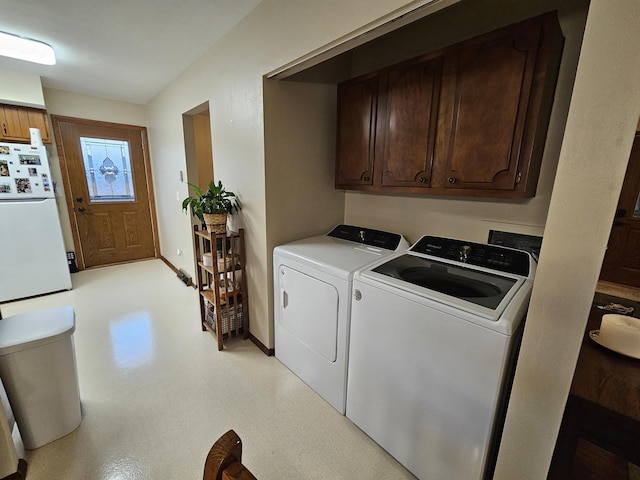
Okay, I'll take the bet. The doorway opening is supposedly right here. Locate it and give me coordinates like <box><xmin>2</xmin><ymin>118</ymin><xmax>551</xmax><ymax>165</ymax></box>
<box><xmin>183</xmin><ymin>102</ymin><xmax>213</xmax><ymax>194</ymax></box>
<box><xmin>597</xmin><ymin>124</ymin><xmax>640</xmax><ymax>301</ymax></box>
<box><xmin>182</xmin><ymin>102</ymin><xmax>214</xmax><ymax>276</ymax></box>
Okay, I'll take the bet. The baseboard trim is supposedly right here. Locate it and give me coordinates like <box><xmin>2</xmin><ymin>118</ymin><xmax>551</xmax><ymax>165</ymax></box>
<box><xmin>1</xmin><ymin>459</ymin><xmax>27</xmax><ymax>480</ymax></box>
<box><xmin>249</xmin><ymin>333</ymin><xmax>274</xmax><ymax>356</ymax></box>
<box><xmin>160</xmin><ymin>256</ymin><xmax>195</xmax><ymax>288</ymax></box>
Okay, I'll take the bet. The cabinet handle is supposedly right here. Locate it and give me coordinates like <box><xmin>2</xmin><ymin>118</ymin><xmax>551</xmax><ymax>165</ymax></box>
<box><xmin>363</xmin><ymin>176</ymin><xmax>371</xmax><ymax>182</ymax></box>
<box><xmin>418</xmin><ymin>176</ymin><xmax>427</xmax><ymax>184</ymax></box>
<box><xmin>1</xmin><ymin>123</ymin><xmax>6</xmax><ymax>135</ymax></box>
<box><xmin>448</xmin><ymin>177</ymin><xmax>457</xmax><ymax>184</ymax></box>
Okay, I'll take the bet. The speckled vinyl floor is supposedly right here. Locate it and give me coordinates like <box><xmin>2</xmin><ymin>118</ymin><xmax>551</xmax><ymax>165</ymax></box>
<box><xmin>1</xmin><ymin>259</ymin><xmax>414</xmax><ymax>480</ymax></box>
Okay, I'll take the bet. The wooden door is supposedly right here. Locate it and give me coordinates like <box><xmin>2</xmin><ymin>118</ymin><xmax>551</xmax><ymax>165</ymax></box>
<box><xmin>335</xmin><ymin>75</ymin><xmax>378</xmax><ymax>188</ymax></box>
<box><xmin>52</xmin><ymin>116</ymin><xmax>158</xmax><ymax>269</ymax></box>
<box><xmin>378</xmin><ymin>56</ymin><xmax>441</xmax><ymax>188</ymax></box>
<box><xmin>600</xmin><ymin>133</ymin><xmax>640</xmax><ymax>287</ymax></box>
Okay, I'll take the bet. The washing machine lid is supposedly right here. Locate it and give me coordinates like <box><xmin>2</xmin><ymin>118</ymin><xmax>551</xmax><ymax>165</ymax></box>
<box><xmin>372</xmin><ymin>254</ymin><xmax>520</xmax><ymax>309</ymax></box>
<box><xmin>358</xmin><ymin>236</ymin><xmax>535</xmax><ymax>322</ymax></box>
<box><xmin>273</xmin><ymin>225</ymin><xmax>409</xmax><ymax>281</ymax></box>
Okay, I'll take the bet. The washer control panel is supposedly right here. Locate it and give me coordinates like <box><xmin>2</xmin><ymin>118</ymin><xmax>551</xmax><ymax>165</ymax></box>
<box><xmin>327</xmin><ymin>224</ymin><xmax>405</xmax><ymax>251</ymax></box>
<box><xmin>411</xmin><ymin>236</ymin><xmax>532</xmax><ymax>276</ymax></box>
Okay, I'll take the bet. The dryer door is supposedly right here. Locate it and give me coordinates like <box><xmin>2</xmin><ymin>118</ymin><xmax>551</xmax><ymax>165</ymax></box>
<box><xmin>278</xmin><ymin>265</ymin><xmax>339</xmax><ymax>362</ymax></box>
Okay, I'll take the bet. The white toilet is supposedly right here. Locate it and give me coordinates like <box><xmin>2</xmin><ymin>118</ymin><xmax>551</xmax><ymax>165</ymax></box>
<box><xmin>0</xmin><ymin>306</ymin><xmax>81</xmax><ymax>449</ymax></box>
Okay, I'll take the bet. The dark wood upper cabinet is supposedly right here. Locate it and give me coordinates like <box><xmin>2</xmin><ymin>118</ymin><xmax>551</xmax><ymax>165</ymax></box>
<box><xmin>378</xmin><ymin>56</ymin><xmax>442</xmax><ymax>188</ymax></box>
<box><xmin>335</xmin><ymin>75</ymin><xmax>378</xmax><ymax>187</ymax></box>
<box><xmin>437</xmin><ymin>13</ymin><xmax>564</xmax><ymax>196</ymax></box>
<box><xmin>335</xmin><ymin>12</ymin><xmax>564</xmax><ymax>199</ymax></box>
<box><xmin>336</xmin><ymin>55</ymin><xmax>442</xmax><ymax>191</ymax></box>
<box><xmin>0</xmin><ymin>104</ymin><xmax>51</xmax><ymax>144</ymax></box>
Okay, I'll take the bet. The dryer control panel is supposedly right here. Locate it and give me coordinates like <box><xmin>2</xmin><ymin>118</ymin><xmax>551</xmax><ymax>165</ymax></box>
<box><xmin>327</xmin><ymin>224</ymin><xmax>405</xmax><ymax>251</ymax></box>
<box><xmin>411</xmin><ymin>236</ymin><xmax>532</xmax><ymax>276</ymax></box>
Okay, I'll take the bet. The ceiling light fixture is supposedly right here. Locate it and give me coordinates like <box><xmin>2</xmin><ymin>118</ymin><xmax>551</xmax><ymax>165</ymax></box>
<box><xmin>0</xmin><ymin>31</ymin><xmax>56</xmax><ymax>65</ymax></box>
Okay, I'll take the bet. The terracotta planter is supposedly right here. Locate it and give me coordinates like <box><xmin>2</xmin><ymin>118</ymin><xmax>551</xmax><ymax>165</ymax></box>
<box><xmin>203</xmin><ymin>212</ymin><xmax>227</xmax><ymax>234</ymax></box>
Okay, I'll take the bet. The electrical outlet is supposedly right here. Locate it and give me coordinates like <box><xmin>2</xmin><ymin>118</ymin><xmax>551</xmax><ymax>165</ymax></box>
<box><xmin>176</xmin><ymin>191</ymin><xmax>180</xmax><ymax>201</ymax></box>
<box><xmin>176</xmin><ymin>249</ymin><xmax>183</xmax><ymax>256</ymax></box>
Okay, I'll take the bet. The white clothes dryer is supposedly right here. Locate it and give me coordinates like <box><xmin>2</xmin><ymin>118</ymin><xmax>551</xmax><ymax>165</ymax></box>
<box><xmin>273</xmin><ymin>224</ymin><xmax>408</xmax><ymax>414</ymax></box>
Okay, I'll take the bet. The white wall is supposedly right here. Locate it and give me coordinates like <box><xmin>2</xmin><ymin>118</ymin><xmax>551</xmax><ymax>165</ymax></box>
<box><xmin>0</xmin><ymin>69</ymin><xmax>45</xmax><ymax>108</ymax></box>
<box><xmin>43</xmin><ymin>88</ymin><xmax>147</xmax><ymax>125</ymax></box>
<box><xmin>263</xmin><ymin>80</ymin><xmax>346</xmax><ymax>345</ymax></box>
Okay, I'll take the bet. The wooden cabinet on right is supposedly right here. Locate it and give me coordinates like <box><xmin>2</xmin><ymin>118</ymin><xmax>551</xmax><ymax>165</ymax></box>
<box><xmin>0</xmin><ymin>104</ymin><xmax>51</xmax><ymax>144</ymax></box>
<box><xmin>335</xmin><ymin>12</ymin><xmax>564</xmax><ymax>200</ymax></box>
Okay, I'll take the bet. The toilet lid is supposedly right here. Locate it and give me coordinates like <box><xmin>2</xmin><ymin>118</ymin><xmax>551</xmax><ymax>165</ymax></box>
<box><xmin>0</xmin><ymin>306</ymin><xmax>75</xmax><ymax>355</ymax></box>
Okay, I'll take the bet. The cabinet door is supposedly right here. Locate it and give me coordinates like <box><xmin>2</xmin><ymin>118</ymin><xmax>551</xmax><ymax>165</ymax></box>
<box><xmin>439</xmin><ymin>22</ymin><xmax>541</xmax><ymax>192</ymax></box>
<box><xmin>26</xmin><ymin>108</ymin><xmax>51</xmax><ymax>143</ymax></box>
<box><xmin>0</xmin><ymin>105</ymin><xmax>25</xmax><ymax>141</ymax></box>
<box><xmin>335</xmin><ymin>76</ymin><xmax>378</xmax><ymax>187</ymax></box>
<box><xmin>378</xmin><ymin>56</ymin><xmax>441</xmax><ymax>188</ymax></box>
<box><xmin>0</xmin><ymin>105</ymin><xmax>51</xmax><ymax>143</ymax></box>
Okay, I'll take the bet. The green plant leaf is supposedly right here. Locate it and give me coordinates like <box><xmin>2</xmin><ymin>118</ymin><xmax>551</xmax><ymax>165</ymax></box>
<box><xmin>181</xmin><ymin>179</ymin><xmax>240</xmax><ymax>219</ymax></box>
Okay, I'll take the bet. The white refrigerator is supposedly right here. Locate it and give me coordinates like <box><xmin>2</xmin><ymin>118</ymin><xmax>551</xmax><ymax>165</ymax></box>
<box><xmin>0</xmin><ymin>142</ymin><xmax>72</xmax><ymax>302</ymax></box>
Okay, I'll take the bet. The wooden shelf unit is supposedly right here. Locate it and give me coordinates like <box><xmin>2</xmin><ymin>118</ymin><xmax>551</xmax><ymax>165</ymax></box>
<box><xmin>193</xmin><ymin>226</ymin><xmax>249</xmax><ymax>350</ymax></box>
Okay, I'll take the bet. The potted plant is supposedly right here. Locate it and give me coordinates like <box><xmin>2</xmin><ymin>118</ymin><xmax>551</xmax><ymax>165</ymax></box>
<box><xmin>182</xmin><ymin>180</ymin><xmax>240</xmax><ymax>233</ymax></box>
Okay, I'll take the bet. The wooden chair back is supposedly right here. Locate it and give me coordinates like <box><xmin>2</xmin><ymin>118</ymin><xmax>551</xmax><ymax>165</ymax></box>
<box><xmin>203</xmin><ymin>430</ymin><xmax>257</xmax><ymax>480</ymax></box>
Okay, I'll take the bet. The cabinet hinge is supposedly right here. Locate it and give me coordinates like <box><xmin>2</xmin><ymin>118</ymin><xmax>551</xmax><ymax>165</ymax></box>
<box><xmin>515</xmin><ymin>171</ymin><xmax>522</xmax><ymax>185</ymax></box>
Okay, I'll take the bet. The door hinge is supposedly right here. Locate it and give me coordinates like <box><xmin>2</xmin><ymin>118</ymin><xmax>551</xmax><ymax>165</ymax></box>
<box><xmin>515</xmin><ymin>171</ymin><xmax>522</xmax><ymax>185</ymax></box>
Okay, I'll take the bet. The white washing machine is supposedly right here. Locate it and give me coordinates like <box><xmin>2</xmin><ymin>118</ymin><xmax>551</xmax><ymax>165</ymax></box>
<box><xmin>346</xmin><ymin>235</ymin><xmax>536</xmax><ymax>480</ymax></box>
<box><xmin>273</xmin><ymin>224</ymin><xmax>408</xmax><ymax>414</ymax></box>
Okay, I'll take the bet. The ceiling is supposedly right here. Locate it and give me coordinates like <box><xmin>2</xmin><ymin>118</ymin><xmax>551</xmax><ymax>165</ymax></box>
<box><xmin>0</xmin><ymin>0</ymin><xmax>262</xmax><ymax>105</ymax></box>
